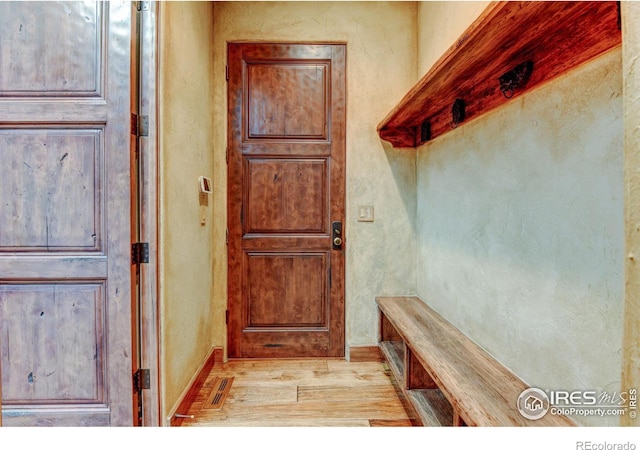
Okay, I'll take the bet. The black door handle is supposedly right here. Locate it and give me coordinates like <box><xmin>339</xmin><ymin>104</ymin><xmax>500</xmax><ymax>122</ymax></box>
<box><xmin>332</xmin><ymin>221</ymin><xmax>343</xmax><ymax>249</ymax></box>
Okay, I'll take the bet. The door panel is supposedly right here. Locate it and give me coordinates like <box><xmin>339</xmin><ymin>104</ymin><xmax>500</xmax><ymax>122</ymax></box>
<box><xmin>0</xmin><ymin>284</ymin><xmax>105</xmax><ymax>403</ymax></box>
<box><xmin>245</xmin><ymin>158</ymin><xmax>328</xmax><ymax>234</ymax></box>
<box><xmin>0</xmin><ymin>1</ymin><xmax>133</xmax><ymax>426</ymax></box>
<box><xmin>0</xmin><ymin>2</ymin><xmax>103</xmax><ymax>97</ymax></box>
<box><xmin>0</xmin><ymin>129</ymin><xmax>103</xmax><ymax>250</ymax></box>
<box><xmin>247</xmin><ymin>63</ymin><xmax>328</xmax><ymax>138</ymax></box>
<box><xmin>228</xmin><ymin>43</ymin><xmax>346</xmax><ymax>358</ymax></box>
<box><xmin>246</xmin><ymin>252</ymin><xmax>327</xmax><ymax>327</ymax></box>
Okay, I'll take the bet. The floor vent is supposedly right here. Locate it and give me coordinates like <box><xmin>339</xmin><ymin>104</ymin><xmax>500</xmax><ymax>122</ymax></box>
<box><xmin>203</xmin><ymin>377</ymin><xmax>234</xmax><ymax>410</ymax></box>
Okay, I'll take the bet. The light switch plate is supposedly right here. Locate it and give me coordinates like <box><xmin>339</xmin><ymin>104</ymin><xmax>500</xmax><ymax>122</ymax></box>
<box><xmin>358</xmin><ymin>205</ymin><xmax>374</xmax><ymax>222</ymax></box>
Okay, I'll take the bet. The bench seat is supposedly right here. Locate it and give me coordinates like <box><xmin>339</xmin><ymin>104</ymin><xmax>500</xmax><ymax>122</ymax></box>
<box><xmin>376</xmin><ymin>295</ymin><xmax>575</xmax><ymax>426</ymax></box>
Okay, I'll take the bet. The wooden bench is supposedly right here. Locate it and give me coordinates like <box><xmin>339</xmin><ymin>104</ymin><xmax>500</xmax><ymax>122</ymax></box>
<box><xmin>376</xmin><ymin>296</ymin><xmax>575</xmax><ymax>426</ymax></box>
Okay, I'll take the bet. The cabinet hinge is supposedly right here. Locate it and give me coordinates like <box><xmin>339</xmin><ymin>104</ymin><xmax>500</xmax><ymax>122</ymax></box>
<box><xmin>133</xmin><ymin>368</ymin><xmax>151</xmax><ymax>391</ymax></box>
<box><xmin>226</xmin><ymin>147</ymin><xmax>229</xmax><ymax>164</ymax></box>
<box><xmin>225</xmin><ymin>65</ymin><xmax>229</xmax><ymax>81</ymax></box>
<box><xmin>226</xmin><ymin>229</ymin><xmax>229</xmax><ymax>245</ymax></box>
<box><xmin>225</xmin><ymin>310</ymin><xmax>229</xmax><ymax>325</ymax></box>
<box><xmin>132</xmin><ymin>242</ymin><xmax>149</xmax><ymax>265</ymax></box>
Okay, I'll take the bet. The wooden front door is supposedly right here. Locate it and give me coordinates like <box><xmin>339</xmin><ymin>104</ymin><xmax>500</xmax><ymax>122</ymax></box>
<box><xmin>0</xmin><ymin>1</ymin><xmax>134</xmax><ymax>425</ymax></box>
<box><xmin>227</xmin><ymin>43</ymin><xmax>346</xmax><ymax>358</ymax></box>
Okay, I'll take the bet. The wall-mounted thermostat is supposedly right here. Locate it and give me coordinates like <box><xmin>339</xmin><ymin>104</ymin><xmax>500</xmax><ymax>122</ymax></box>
<box><xmin>199</xmin><ymin>176</ymin><xmax>212</xmax><ymax>194</ymax></box>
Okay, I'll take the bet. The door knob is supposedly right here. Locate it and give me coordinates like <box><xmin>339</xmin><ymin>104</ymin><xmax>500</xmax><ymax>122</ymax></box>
<box><xmin>332</xmin><ymin>221</ymin><xmax>343</xmax><ymax>250</ymax></box>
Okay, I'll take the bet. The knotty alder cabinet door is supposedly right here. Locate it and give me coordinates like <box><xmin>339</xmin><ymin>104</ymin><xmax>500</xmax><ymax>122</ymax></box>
<box><xmin>0</xmin><ymin>2</ymin><xmax>134</xmax><ymax>426</ymax></box>
<box><xmin>227</xmin><ymin>43</ymin><xmax>346</xmax><ymax>358</ymax></box>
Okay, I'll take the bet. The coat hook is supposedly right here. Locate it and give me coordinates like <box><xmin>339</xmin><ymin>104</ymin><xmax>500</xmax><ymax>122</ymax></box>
<box><xmin>420</xmin><ymin>119</ymin><xmax>431</xmax><ymax>143</ymax></box>
<box><xmin>499</xmin><ymin>61</ymin><xmax>534</xmax><ymax>99</ymax></box>
<box><xmin>450</xmin><ymin>98</ymin><xmax>465</xmax><ymax>129</ymax></box>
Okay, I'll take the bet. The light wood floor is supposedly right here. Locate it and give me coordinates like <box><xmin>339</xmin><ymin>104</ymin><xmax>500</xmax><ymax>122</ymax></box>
<box><xmin>177</xmin><ymin>358</ymin><xmax>414</xmax><ymax>427</ymax></box>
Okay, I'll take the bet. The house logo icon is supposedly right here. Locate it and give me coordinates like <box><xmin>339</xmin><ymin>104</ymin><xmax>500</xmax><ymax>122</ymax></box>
<box><xmin>517</xmin><ymin>387</ymin><xmax>550</xmax><ymax>420</ymax></box>
<box><xmin>525</xmin><ymin>395</ymin><xmax>544</xmax><ymax>411</ymax></box>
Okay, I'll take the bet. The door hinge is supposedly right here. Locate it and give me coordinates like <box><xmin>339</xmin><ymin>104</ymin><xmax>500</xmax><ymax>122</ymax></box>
<box><xmin>226</xmin><ymin>147</ymin><xmax>229</xmax><ymax>164</ymax></box>
<box><xmin>225</xmin><ymin>310</ymin><xmax>229</xmax><ymax>325</ymax></box>
<box><xmin>137</xmin><ymin>1</ymin><xmax>150</xmax><ymax>12</ymax></box>
<box><xmin>131</xmin><ymin>114</ymin><xmax>149</xmax><ymax>137</ymax></box>
<box><xmin>225</xmin><ymin>229</ymin><xmax>229</xmax><ymax>245</ymax></box>
<box><xmin>132</xmin><ymin>242</ymin><xmax>149</xmax><ymax>265</ymax></box>
<box><xmin>138</xmin><ymin>115</ymin><xmax>149</xmax><ymax>137</ymax></box>
<box><xmin>225</xmin><ymin>65</ymin><xmax>229</xmax><ymax>81</ymax></box>
<box><xmin>133</xmin><ymin>368</ymin><xmax>151</xmax><ymax>391</ymax></box>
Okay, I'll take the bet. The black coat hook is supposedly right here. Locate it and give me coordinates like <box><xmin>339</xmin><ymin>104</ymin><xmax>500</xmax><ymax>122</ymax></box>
<box><xmin>499</xmin><ymin>61</ymin><xmax>534</xmax><ymax>99</ymax></box>
<box><xmin>450</xmin><ymin>99</ymin><xmax>465</xmax><ymax>129</ymax></box>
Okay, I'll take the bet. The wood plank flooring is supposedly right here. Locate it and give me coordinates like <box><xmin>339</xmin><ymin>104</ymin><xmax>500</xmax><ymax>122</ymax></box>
<box><xmin>177</xmin><ymin>359</ymin><xmax>414</xmax><ymax>427</ymax></box>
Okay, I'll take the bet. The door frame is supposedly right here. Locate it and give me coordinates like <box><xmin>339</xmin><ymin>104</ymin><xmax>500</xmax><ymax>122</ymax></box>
<box><xmin>132</xmin><ymin>0</ymin><xmax>161</xmax><ymax>427</ymax></box>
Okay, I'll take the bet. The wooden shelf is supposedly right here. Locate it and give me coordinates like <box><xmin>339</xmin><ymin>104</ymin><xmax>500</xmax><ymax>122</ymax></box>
<box><xmin>377</xmin><ymin>1</ymin><xmax>622</xmax><ymax>148</ymax></box>
<box><xmin>407</xmin><ymin>389</ymin><xmax>454</xmax><ymax>427</ymax></box>
<box><xmin>379</xmin><ymin>340</ymin><xmax>404</xmax><ymax>381</ymax></box>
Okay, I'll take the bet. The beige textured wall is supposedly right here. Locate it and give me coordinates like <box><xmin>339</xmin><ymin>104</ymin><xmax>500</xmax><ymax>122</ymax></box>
<box><xmin>158</xmin><ymin>2</ymin><xmax>216</xmax><ymax>424</ymax></box>
<box><xmin>212</xmin><ymin>1</ymin><xmax>418</xmax><ymax>354</ymax></box>
<box><xmin>415</xmin><ymin>4</ymin><xmax>624</xmax><ymax>426</ymax></box>
<box><xmin>622</xmin><ymin>1</ymin><xmax>640</xmax><ymax>427</ymax></box>
<box><xmin>417</xmin><ymin>1</ymin><xmax>489</xmax><ymax>76</ymax></box>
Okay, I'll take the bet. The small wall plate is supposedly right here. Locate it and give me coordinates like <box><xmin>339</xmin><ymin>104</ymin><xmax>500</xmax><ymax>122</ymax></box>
<box><xmin>199</xmin><ymin>176</ymin><xmax>212</xmax><ymax>194</ymax></box>
<box><xmin>358</xmin><ymin>205</ymin><xmax>374</xmax><ymax>222</ymax></box>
